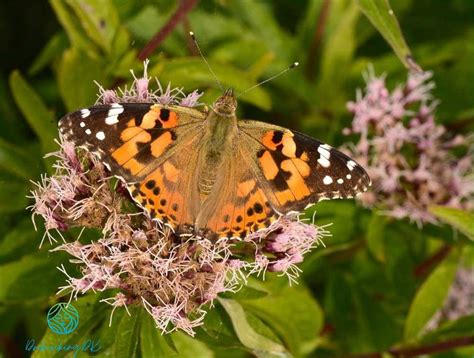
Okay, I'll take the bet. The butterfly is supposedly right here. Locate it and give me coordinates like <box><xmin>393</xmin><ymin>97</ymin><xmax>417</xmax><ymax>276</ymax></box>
<box><xmin>59</xmin><ymin>88</ymin><xmax>370</xmax><ymax>239</ymax></box>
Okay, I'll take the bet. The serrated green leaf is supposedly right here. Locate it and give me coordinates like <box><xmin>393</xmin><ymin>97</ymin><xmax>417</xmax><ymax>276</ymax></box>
<box><xmin>9</xmin><ymin>71</ymin><xmax>57</xmax><ymax>154</ymax></box>
<box><xmin>218</xmin><ymin>298</ymin><xmax>290</xmax><ymax>357</ymax></box>
<box><xmin>112</xmin><ymin>306</ymin><xmax>141</xmax><ymax>358</ymax></box>
<box><xmin>429</xmin><ymin>206</ymin><xmax>474</xmax><ymax>240</ymax></box>
<box><xmin>357</xmin><ymin>0</ymin><xmax>420</xmax><ymax>70</ymax></box>
<box><xmin>404</xmin><ymin>248</ymin><xmax>461</xmax><ymax>340</ymax></box>
<box><xmin>140</xmin><ymin>313</ymin><xmax>177</xmax><ymax>357</ymax></box>
<box><xmin>58</xmin><ymin>48</ymin><xmax>107</xmax><ymax>111</ymax></box>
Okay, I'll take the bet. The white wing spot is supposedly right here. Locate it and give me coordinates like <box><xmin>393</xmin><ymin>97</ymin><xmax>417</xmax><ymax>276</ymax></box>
<box><xmin>80</xmin><ymin>109</ymin><xmax>90</xmax><ymax>118</ymax></box>
<box><xmin>323</xmin><ymin>175</ymin><xmax>333</xmax><ymax>185</ymax></box>
<box><xmin>318</xmin><ymin>157</ymin><xmax>331</xmax><ymax>168</ymax></box>
<box><xmin>347</xmin><ymin>160</ymin><xmax>356</xmax><ymax>171</ymax></box>
<box><xmin>80</xmin><ymin>122</ymin><xmax>85</xmax><ymax>127</ymax></box>
<box><xmin>96</xmin><ymin>131</ymin><xmax>105</xmax><ymax>140</ymax></box>
<box><xmin>346</xmin><ymin>174</ymin><xmax>352</xmax><ymax>179</ymax></box>
<box><xmin>85</xmin><ymin>129</ymin><xmax>92</xmax><ymax>135</ymax></box>
<box><xmin>337</xmin><ymin>178</ymin><xmax>344</xmax><ymax>184</ymax></box>
<box><xmin>105</xmin><ymin>103</ymin><xmax>124</xmax><ymax>125</ymax></box>
<box><xmin>317</xmin><ymin>145</ymin><xmax>331</xmax><ymax>168</ymax></box>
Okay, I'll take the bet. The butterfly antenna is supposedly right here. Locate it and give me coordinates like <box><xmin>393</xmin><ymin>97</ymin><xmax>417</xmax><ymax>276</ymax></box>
<box><xmin>189</xmin><ymin>31</ymin><xmax>224</xmax><ymax>92</ymax></box>
<box><xmin>237</xmin><ymin>62</ymin><xmax>299</xmax><ymax>98</ymax></box>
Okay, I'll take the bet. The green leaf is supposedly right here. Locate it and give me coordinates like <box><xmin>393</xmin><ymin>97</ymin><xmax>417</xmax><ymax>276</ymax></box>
<box><xmin>229</xmin><ymin>0</ymin><xmax>294</xmax><ymax>61</ymax></box>
<box><xmin>241</xmin><ymin>284</ymin><xmax>323</xmax><ymax>355</ymax></box>
<box><xmin>66</xmin><ymin>0</ymin><xmax>120</xmax><ymax>54</ymax></box>
<box><xmin>113</xmin><ymin>305</ymin><xmax>142</xmax><ymax>358</ymax></box>
<box><xmin>316</xmin><ymin>0</ymin><xmax>359</xmax><ymax>109</ymax></box>
<box><xmin>221</xmin><ymin>285</ymin><xmax>268</xmax><ymax>301</ymax></box>
<box><xmin>0</xmin><ymin>251</ymin><xmax>68</xmax><ymax>303</ymax></box>
<box><xmin>58</xmin><ymin>48</ymin><xmax>107</xmax><ymax>111</ymax></box>
<box><xmin>404</xmin><ymin>248</ymin><xmax>461</xmax><ymax>340</ymax></box>
<box><xmin>0</xmin><ymin>219</ymin><xmax>39</xmax><ymax>264</ymax></box>
<box><xmin>218</xmin><ymin>298</ymin><xmax>290</xmax><ymax>357</ymax></box>
<box><xmin>0</xmin><ymin>181</ymin><xmax>29</xmax><ymax>214</ymax></box>
<box><xmin>0</xmin><ymin>138</ymin><xmax>42</xmax><ymax>180</ymax></box>
<box><xmin>29</xmin><ymin>32</ymin><xmax>69</xmax><ymax>76</ymax></box>
<box><xmin>429</xmin><ymin>206</ymin><xmax>474</xmax><ymax>240</ymax></box>
<box><xmin>366</xmin><ymin>213</ymin><xmax>388</xmax><ymax>262</ymax></box>
<box><xmin>9</xmin><ymin>70</ymin><xmax>57</xmax><ymax>154</ymax></box>
<box><xmin>419</xmin><ymin>315</ymin><xmax>474</xmax><ymax>345</ymax></box>
<box><xmin>172</xmin><ymin>332</ymin><xmax>214</xmax><ymax>358</ymax></box>
<box><xmin>140</xmin><ymin>313</ymin><xmax>177</xmax><ymax>357</ymax></box>
<box><xmin>357</xmin><ymin>0</ymin><xmax>420</xmax><ymax>71</ymax></box>
<box><xmin>195</xmin><ymin>305</ymin><xmax>241</xmax><ymax>349</ymax></box>
<box><xmin>49</xmin><ymin>0</ymin><xmax>100</xmax><ymax>57</ymax></box>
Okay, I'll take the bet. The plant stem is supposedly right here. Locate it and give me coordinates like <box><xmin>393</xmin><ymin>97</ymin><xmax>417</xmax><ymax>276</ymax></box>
<box><xmin>138</xmin><ymin>0</ymin><xmax>199</xmax><ymax>61</ymax></box>
<box><xmin>413</xmin><ymin>244</ymin><xmax>452</xmax><ymax>278</ymax></box>
<box><xmin>305</xmin><ymin>0</ymin><xmax>330</xmax><ymax>81</ymax></box>
<box><xmin>344</xmin><ymin>335</ymin><xmax>474</xmax><ymax>357</ymax></box>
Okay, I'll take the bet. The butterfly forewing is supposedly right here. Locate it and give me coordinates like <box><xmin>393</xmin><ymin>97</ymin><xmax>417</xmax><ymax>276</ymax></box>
<box><xmin>59</xmin><ymin>103</ymin><xmax>206</xmax><ymax>181</ymax></box>
<box><xmin>238</xmin><ymin>120</ymin><xmax>371</xmax><ymax>213</ymax></box>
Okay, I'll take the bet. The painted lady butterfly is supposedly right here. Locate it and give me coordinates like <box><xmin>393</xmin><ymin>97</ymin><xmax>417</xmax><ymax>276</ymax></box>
<box><xmin>59</xmin><ymin>88</ymin><xmax>370</xmax><ymax>239</ymax></box>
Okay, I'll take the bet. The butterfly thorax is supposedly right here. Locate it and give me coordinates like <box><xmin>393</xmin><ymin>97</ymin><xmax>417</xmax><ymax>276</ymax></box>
<box><xmin>198</xmin><ymin>90</ymin><xmax>238</xmax><ymax>198</ymax></box>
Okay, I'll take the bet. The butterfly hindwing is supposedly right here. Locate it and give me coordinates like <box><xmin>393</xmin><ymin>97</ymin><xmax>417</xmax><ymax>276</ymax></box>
<box><xmin>196</xmin><ymin>143</ymin><xmax>278</xmax><ymax>239</ymax></box>
<box><xmin>238</xmin><ymin>120</ymin><xmax>371</xmax><ymax>213</ymax></box>
<box><xmin>129</xmin><ymin>132</ymin><xmax>204</xmax><ymax>230</ymax></box>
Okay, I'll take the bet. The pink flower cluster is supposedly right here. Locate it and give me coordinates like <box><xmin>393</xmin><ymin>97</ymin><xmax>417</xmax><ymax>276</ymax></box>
<box><xmin>29</xmin><ymin>62</ymin><xmax>327</xmax><ymax>335</ymax></box>
<box><xmin>344</xmin><ymin>67</ymin><xmax>473</xmax><ymax>225</ymax></box>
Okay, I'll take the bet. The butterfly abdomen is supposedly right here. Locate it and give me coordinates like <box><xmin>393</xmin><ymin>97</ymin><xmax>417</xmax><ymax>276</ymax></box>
<box><xmin>196</xmin><ymin>96</ymin><xmax>239</xmax><ymax>200</ymax></box>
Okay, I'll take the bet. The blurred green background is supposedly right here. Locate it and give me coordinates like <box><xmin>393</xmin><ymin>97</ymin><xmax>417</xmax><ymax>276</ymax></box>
<box><xmin>0</xmin><ymin>0</ymin><xmax>473</xmax><ymax>357</ymax></box>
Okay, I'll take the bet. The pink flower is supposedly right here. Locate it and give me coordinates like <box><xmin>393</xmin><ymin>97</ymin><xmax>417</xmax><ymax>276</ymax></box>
<box><xmin>344</xmin><ymin>68</ymin><xmax>474</xmax><ymax>225</ymax></box>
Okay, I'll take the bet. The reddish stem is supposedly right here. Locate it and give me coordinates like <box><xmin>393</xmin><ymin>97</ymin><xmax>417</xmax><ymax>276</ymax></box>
<box><xmin>413</xmin><ymin>244</ymin><xmax>452</xmax><ymax>278</ymax></box>
<box><xmin>345</xmin><ymin>335</ymin><xmax>474</xmax><ymax>358</ymax></box>
<box><xmin>305</xmin><ymin>0</ymin><xmax>330</xmax><ymax>80</ymax></box>
<box><xmin>138</xmin><ymin>0</ymin><xmax>199</xmax><ymax>61</ymax></box>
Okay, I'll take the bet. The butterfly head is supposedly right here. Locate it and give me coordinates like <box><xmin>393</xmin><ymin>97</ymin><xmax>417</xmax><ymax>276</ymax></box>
<box><xmin>212</xmin><ymin>88</ymin><xmax>237</xmax><ymax>117</ymax></box>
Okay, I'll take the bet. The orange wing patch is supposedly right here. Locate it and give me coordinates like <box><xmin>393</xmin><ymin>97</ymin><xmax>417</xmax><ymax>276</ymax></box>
<box><xmin>130</xmin><ymin>160</ymin><xmax>187</xmax><ymax>228</ymax></box>
<box><xmin>207</xmin><ymin>181</ymin><xmax>276</xmax><ymax>239</ymax></box>
<box><xmin>112</xmin><ymin>130</ymin><xmax>151</xmax><ymax>165</ymax></box>
<box><xmin>141</xmin><ymin>106</ymin><xmax>178</xmax><ymax>129</ymax></box>
<box><xmin>257</xmin><ymin>130</ymin><xmax>314</xmax><ymax>205</ymax></box>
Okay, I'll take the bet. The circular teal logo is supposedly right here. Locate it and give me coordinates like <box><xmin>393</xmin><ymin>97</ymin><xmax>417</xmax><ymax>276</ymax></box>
<box><xmin>47</xmin><ymin>303</ymin><xmax>80</xmax><ymax>335</ymax></box>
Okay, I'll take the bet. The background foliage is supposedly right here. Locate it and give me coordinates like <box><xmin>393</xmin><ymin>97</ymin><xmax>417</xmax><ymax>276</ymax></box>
<box><xmin>0</xmin><ymin>0</ymin><xmax>473</xmax><ymax>357</ymax></box>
